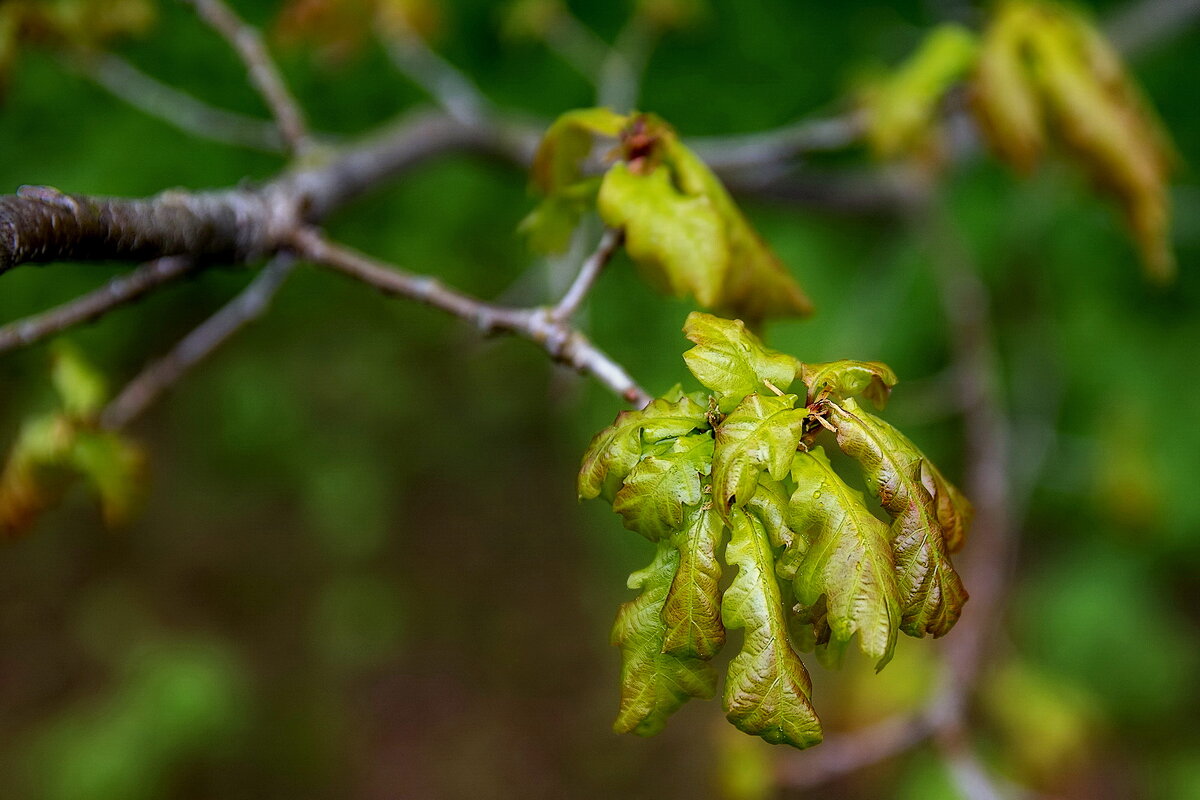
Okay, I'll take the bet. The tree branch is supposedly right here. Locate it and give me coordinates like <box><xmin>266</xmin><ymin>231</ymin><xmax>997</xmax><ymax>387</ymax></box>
<box><xmin>67</xmin><ymin>52</ymin><xmax>286</xmax><ymax>153</ymax></box>
<box><xmin>185</xmin><ymin>0</ymin><xmax>311</xmax><ymax>154</ymax></box>
<box><xmin>0</xmin><ymin>256</ymin><xmax>195</xmax><ymax>355</ymax></box>
<box><xmin>379</xmin><ymin>24</ymin><xmax>489</xmax><ymax>125</ymax></box>
<box><xmin>289</xmin><ymin>228</ymin><xmax>651</xmax><ymax>408</ymax></box>
<box><xmin>99</xmin><ymin>255</ymin><xmax>295</xmax><ymax>430</ymax></box>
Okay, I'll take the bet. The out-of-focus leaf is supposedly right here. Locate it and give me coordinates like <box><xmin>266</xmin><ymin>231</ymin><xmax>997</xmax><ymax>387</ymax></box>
<box><xmin>861</xmin><ymin>24</ymin><xmax>979</xmax><ymax>159</ymax></box>
<box><xmin>597</xmin><ymin>163</ymin><xmax>728</xmax><ymax>305</ymax></box>
<box><xmin>662</xmin><ymin>505</ymin><xmax>726</xmax><ymax>659</ymax></box>
<box><xmin>51</xmin><ymin>341</ymin><xmax>108</xmax><ymax>419</ymax></box>
<box><xmin>277</xmin><ymin>0</ymin><xmax>440</xmax><ymax>61</ymax></box>
<box><xmin>790</xmin><ymin>447</ymin><xmax>900</xmax><ymax>669</ymax></box>
<box><xmin>799</xmin><ymin>360</ymin><xmax>898</xmax><ymax>409</ymax></box>
<box><xmin>722</xmin><ymin>509</ymin><xmax>822</xmax><ymax>748</ymax></box>
<box><xmin>634</xmin><ymin>0</ymin><xmax>709</xmax><ymax>31</ymax></box>
<box><xmin>682</xmin><ymin>312</ymin><xmax>799</xmax><ymax>412</ymax></box>
<box><xmin>612</xmin><ymin>541</ymin><xmax>718</xmax><ymax>736</ymax></box>
<box><xmin>660</xmin><ymin>135</ymin><xmax>813</xmax><ymax>322</ymax></box>
<box><xmin>517</xmin><ymin>178</ymin><xmax>600</xmax><ymax>255</ymax></box>
<box><xmin>70</xmin><ymin>430</ymin><xmax>144</xmax><ymax>527</ymax></box>
<box><xmin>972</xmin><ymin>1</ymin><xmax>1046</xmax><ymax>172</ymax></box>
<box><xmin>712</xmin><ymin>393</ymin><xmax>806</xmax><ymax>513</ymax></box>
<box><xmin>0</xmin><ymin>415</ymin><xmax>75</xmax><ymax>537</ymax></box>
<box><xmin>825</xmin><ymin>398</ymin><xmax>967</xmax><ymax>638</ymax></box>
<box><xmin>500</xmin><ymin>0</ymin><xmax>565</xmax><ymax>41</ymax></box>
<box><xmin>531</xmin><ymin>107</ymin><xmax>628</xmax><ymax>194</ymax></box>
<box><xmin>613</xmin><ymin>432</ymin><xmax>713</xmax><ymax>541</ymax></box>
<box><xmin>578</xmin><ymin>394</ymin><xmax>708</xmax><ymax>502</ymax></box>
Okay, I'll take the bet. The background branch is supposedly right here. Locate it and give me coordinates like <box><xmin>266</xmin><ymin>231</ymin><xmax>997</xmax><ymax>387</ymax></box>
<box><xmin>99</xmin><ymin>255</ymin><xmax>296</xmax><ymax>430</ymax></box>
<box><xmin>186</xmin><ymin>0</ymin><xmax>311</xmax><ymax>154</ymax></box>
<box><xmin>68</xmin><ymin>52</ymin><xmax>287</xmax><ymax>153</ymax></box>
<box><xmin>0</xmin><ymin>256</ymin><xmax>195</xmax><ymax>356</ymax></box>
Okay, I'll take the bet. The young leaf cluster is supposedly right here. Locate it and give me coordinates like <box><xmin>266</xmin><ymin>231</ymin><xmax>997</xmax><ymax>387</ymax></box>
<box><xmin>523</xmin><ymin>109</ymin><xmax>813</xmax><ymax>324</ymax></box>
<box><xmin>580</xmin><ymin>312</ymin><xmax>971</xmax><ymax>748</ymax></box>
<box><xmin>0</xmin><ymin>0</ymin><xmax>155</xmax><ymax>84</ymax></box>
<box><xmin>0</xmin><ymin>344</ymin><xmax>143</xmax><ymax>537</ymax></box>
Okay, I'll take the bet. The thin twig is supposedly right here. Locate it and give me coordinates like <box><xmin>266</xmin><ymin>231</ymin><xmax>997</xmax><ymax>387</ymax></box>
<box><xmin>68</xmin><ymin>52</ymin><xmax>285</xmax><ymax>153</ymax></box>
<box><xmin>597</xmin><ymin>15</ymin><xmax>656</xmax><ymax>112</ymax></box>
<box><xmin>379</xmin><ymin>25</ymin><xmax>489</xmax><ymax>125</ymax></box>
<box><xmin>550</xmin><ymin>228</ymin><xmax>623</xmax><ymax>322</ymax></box>
<box><xmin>185</xmin><ymin>0</ymin><xmax>311</xmax><ymax>155</ymax></box>
<box><xmin>0</xmin><ymin>257</ymin><xmax>195</xmax><ymax>356</ymax></box>
<box><xmin>690</xmin><ymin>111</ymin><xmax>868</xmax><ymax>172</ymax></box>
<box><xmin>290</xmin><ymin>229</ymin><xmax>651</xmax><ymax>408</ymax></box>
<box><xmin>542</xmin><ymin>13</ymin><xmax>611</xmax><ymax>84</ymax></box>
<box><xmin>100</xmin><ymin>255</ymin><xmax>296</xmax><ymax>430</ymax></box>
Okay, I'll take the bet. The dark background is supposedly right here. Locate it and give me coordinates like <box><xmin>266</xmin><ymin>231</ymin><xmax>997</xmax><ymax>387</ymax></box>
<box><xmin>0</xmin><ymin>1</ymin><xmax>1197</xmax><ymax>797</ymax></box>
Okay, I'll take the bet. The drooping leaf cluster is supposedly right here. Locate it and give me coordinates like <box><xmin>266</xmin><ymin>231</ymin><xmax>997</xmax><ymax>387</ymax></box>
<box><xmin>860</xmin><ymin>1</ymin><xmax>1176</xmax><ymax>281</ymax></box>
<box><xmin>0</xmin><ymin>344</ymin><xmax>143</xmax><ymax>537</ymax></box>
<box><xmin>523</xmin><ymin>109</ymin><xmax>813</xmax><ymax>324</ymax></box>
<box><xmin>971</xmin><ymin>0</ymin><xmax>1176</xmax><ymax>282</ymax></box>
<box><xmin>580</xmin><ymin>313</ymin><xmax>971</xmax><ymax>748</ymax></box>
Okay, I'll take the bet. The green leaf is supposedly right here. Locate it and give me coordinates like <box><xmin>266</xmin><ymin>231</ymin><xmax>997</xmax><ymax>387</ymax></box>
<box><xmin>51</xmin><ymin>342</ymin><xmax>108</xmax><ymax>419</ymax></box>
<box><xmin>612</xmin><ymin>541</ymin><xmax>718</xmax><ymax>736</ymax></box>
<box><xmin>712</xmin><ymin>393</ymin><xmax>806</xmax><ymax>513</ymax></box>
<box><xmin>613</xmin><ymin>433</ymin><xmax>714</xmax><ymax>541</ymax></box>
<box><xmin>530</xmin><ymin>107</ymin><xmax>628</xmax><ymax>194</ymax></box>
<box><xmin>799</xmin><ymin>360</ymin><xmax>898</xmax><ymax>409</ymax></box>
<box><xmin>578</xmin><ymin>394</ymin><xmax>708</xmax><ymax>502</ymax></box>
<box><xmin>722</xmin><ymin>509</ymin><xmax>823</xmax><ymax>748</ymax></box>
<box><xmin>663</xmin><ymin>505</ymin><xmax>727</xmax><ymax>659</ymax></box>
<box><xmin>597</xmin><ymin>163</ymin><xmax>729</xmax><ymax>306</ymax></box>
<box><xmin>0</xmin><ymin>415</ymin><xmax>74</xmax><ymax>537</ymax></box>
<box><xmin>745</xmin><ymin>475</ymin><xmax>797</xmax><ymax>549</ymax></box>
<box><xmin>682</xmin><ymin>312</ymin><xmax>799</xmax><ymax>412</ymax></box>
<box><xmin>825</xmin><ymin>398</ymin><xmax>968</xmax><ymax>638</ymax></box>
<box><xmin>790</xmin><ymin>447</ymin><xmax>901</xmax><ymax>669</ymax></box>
<box><xmin>659</xmin><ymin>136</ymin><xmax>814</xmax><ymax>322</ymax></box>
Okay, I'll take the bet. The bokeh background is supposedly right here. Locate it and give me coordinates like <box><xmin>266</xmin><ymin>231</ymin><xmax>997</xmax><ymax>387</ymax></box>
<box><xmin>0</xmin><ymin>1</ymin><xmax>1198</xmax><ymax>798</ymax></box>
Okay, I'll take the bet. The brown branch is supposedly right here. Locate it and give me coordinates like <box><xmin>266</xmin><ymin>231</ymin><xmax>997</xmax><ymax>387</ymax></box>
<box><xmin>550</xmin><ymin>228</ymin><xmax>623</xmax><ymax>322</ymax></box>
<box><xmin>290</xmin><ymin>228</ymin><xmax>651</xmax><ymax>408</ymax></box>
<box><xmin>0</xmin><ymin>256</ymin><xmax>195</xmax><ymax>355</ymax></box>
<box><xmin>99</xmin><ymin>255</ymin><xmax>296</xmax><ymax>430</ymax></box>
<box><xmin>185</xmin><ymin>0</ymin><xmax>311</xmax><ymax>154</ymax></box>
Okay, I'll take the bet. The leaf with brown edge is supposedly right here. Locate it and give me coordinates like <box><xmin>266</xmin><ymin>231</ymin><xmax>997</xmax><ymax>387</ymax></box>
<box><xmin>578</xmin><ymin>394</ymin><xmax>708</xmax><ymax>503</ymax></box>
<box><xmin>612</xmin><ymin>541</ymin><xmax>718</xmax><ymax>736</ymax></box>
<box><xmin>790</xmin><ymin>447</ymin><xmax>901</xmax><ymax>669</ymax></box>
<box><xmin>722</xmin><ymin>509</ymin><xmax>823</xmax><ymax>749</ymax></box>
<box><xmin>614</xmin><ymin>433</ymin><xmax>713</xmax><ymax>541</ymax></box>
<box><xmin>663</xmin><ymin>505</ymin><xmax>726</xmax><ymax>660</ymax></box>
<box><xmin>682</xmin><ymin>312</ymin><xmax>799</xmax><ymax>412</ymax></box>
<box><xmin>824</xmin><ymin>398</ymin><xmax>967</xmax><ymax>638</ymax></box>
<box><xmin>0</xmin><ymin>415</ymin><xmax>75</xmax><ymax>537</ymax></box>
<box><xmin>597</xmin><ymin>163</ymin><xmax>729</xmax><ymax>306</ymax></box>
<box><xmin>712</xmin><ymin>393</ymin><xmax>806</xmax><ymax>514</ymax></box>
<box><xmin>800</xmin><ymin>360</ymin><xmax>898</xmax><ymax>409</ymax></box>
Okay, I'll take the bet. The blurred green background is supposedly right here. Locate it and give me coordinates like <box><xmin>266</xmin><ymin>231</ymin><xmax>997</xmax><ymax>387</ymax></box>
<box><xmin>0</xmin><ymin>1</ymin><xmax>1197</xmax><ymax>797</ymax></box>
